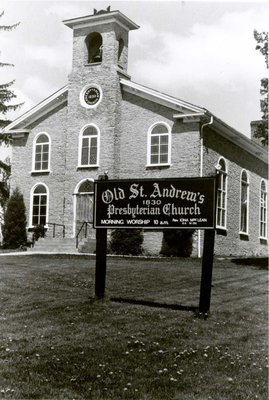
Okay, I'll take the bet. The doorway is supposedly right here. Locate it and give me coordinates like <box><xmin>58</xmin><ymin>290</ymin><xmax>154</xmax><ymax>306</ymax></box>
<box><xmin>75</xmin><ymin>179</ymin><xmax>95</xmax><ymax>239</ymax></box>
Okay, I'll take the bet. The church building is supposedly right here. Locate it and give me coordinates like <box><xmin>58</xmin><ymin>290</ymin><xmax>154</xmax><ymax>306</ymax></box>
<box><xmin>2</xmin><ymin>8</ymin><xmax>268</xmax><ymax>256</ymax></box>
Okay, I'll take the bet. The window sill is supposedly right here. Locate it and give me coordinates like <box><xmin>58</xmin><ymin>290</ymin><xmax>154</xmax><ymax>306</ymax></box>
<box><xmin>259</xmin><ymin>237</ymin><xmax>267</xmax><ymax>243</ymax></box>
<box><xmin>28</xmin><ymin>226</ymin><xmax>48</xmax><ymax>231</ymax></box>
<box><xmin>77</xmin><ymin>165</ymin><xmax>99</xmax><ymax>170</ymax></box>
<box><xmin>239</xmin><ymin>232</ymin><xmax>249</xmax><ymax>241</ymax></box>
<box><xmin>146</xmin><ymin>164</ymin><xmax>171</xmax><ymax>169</ymax></box>
<box><xmin>30</xmin><ymin>170</ymin><xmax>51</xmax><ymax>175</ymax></box>
<box><xmin>84</xmin><ymin>62</ymin><xmax>102</xmax><ymax>67</ymax></box>
<box><xmin>216</xmin><ymin>227</ymin><xmax>227</xmax><ymax>236</ymax></box>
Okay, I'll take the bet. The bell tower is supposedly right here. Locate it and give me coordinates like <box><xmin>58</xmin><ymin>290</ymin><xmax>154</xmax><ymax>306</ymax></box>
<box><xmin>63</xmin><ymin>7</ymin><xmax>139</xmax><ymax>76</ymax></box>
<box><xmin>62</xmin><ymin>8</ymin><xmax>139</xmax><ymax>236</ymax></box>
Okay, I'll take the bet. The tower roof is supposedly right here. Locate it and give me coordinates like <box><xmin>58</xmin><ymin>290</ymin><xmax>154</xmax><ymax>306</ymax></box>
<box><xmin>63</xmin><ymin>9</ymin><xmax>139</xmax><ymax>31</ymax></box>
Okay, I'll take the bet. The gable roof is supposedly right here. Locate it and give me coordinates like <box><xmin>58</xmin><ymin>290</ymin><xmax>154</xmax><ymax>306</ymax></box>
<box><xmin>1</xmin><ymin>80</ymin><xmax>267</xmax><ymax>164</ymax></box>
<box><xmin>1</xmin><ymin>86</ymin><xmax>68</xmax><ymax>135</ymax></box>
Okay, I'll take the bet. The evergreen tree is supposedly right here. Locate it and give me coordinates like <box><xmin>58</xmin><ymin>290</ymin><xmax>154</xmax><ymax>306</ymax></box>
<box><xmin>0</xmin><ymin>11</ymin><xmax>22</xmax><ymax>141</ymax></box>
<box><xmin>253</xmin><ymin>30</ymin><xmax>268</xmax><ymax>146</ymax></box>
<box><xmin>0</xmin><ymin>158</ymin><xmax>11</xmax><ymax>208</ymax></box>
<box><xmin>2</xmin><ymin>187</ymin><xmax>27</xmax><ymax>249</ymax></box>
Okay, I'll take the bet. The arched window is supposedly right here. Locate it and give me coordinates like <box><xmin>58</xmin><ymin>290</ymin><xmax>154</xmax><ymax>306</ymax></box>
<box><xmin>260</xmin><ymin>179</ymin><xmax>267</xmax><ymax>238</ymax></box>
<box><xmin>78</xmin><ymin>179</ymin><xmax>94</xmax><ymax>194</ymax></box>
<box><xmin>31</xmin><ymin>184</ymin><xmax>48</xmax><ymax>227</ymax></box>
<box><xmin>240</xmin><ymin>170</ymin><xmax>249</xmax><ymax>234</ymax></box>
<box><xmin>216</xmin><ymin>158</ymin><xmax>227</xmax><ymax>229</ymax></box>
<box><xmin>85</xmin><ymin>32</ymin><xmax>103</xmax><ymax>64</ymax></box>
<box><xmin>79</xmin><ymin>125</ymin><xmax>100</xmax><ymax>167</ymax></box>
<box><xmin>33</xmin><ymin>133</ymin><xmax>50</xmax><ymax>172</ymax></box>
<box><xmin>147</xmin><ymin>122</ymin><xmax>171</xmax><ymax>166</ymax></box>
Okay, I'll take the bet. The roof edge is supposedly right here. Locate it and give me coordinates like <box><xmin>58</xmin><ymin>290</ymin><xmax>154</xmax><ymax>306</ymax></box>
<box><xmin>209</xmin><ymin>113</ymin><xmax>268</xmax><ymax>164</ymax></box>
<box><xmin>1</xmin><ymin>85</ymin><xmax>68</xmax><ymax>133</ymax></box>
<box><xmin>63</xmin><ymin>10</ymin><xmax>139</xmax><ymax>31</ymax></box>
<box><xmin>120</xmin><ymin>78</ymin><xmax>206</xmax><ymax>114</ymax></box>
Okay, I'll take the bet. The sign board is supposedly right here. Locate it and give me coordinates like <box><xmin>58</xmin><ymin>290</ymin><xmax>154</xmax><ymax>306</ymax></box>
<box><xmin>94</xmin><ymin>177</ymin><xmax>216</xmax><ymax>229</ymax></box>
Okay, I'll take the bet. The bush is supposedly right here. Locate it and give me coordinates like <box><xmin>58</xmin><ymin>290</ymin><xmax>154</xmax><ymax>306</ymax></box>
<box><xmin>2</xmin><ymin>187</ymin><xmax>27</xmax><ymax>249</ymax></box>
<box><xmin>109</xmin><ymin>229</ymin><xmax>143</xmax><ymax>255</ymax></box>
<box><xmin>160</xmin><ymin>229</ymin><xmax>194</xmax><ymax>257</ymax></box>
<box><xmin>32</xmin><ymin>224</ymin><xmax>46</xmax><ymax>242</ymax></box>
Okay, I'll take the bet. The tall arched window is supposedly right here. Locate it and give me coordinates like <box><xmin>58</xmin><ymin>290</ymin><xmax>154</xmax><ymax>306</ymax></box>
<box><xmin>147</xmin><ymin>122</ymin><xmax>171</xmax><ymax>166</ymax></box>
<box><xmin>240</xmin><ymin>170</ymin><xmax>249</xmax><ymax>234</ymax></box>
<box><xmin>31</xmin><ymin>184</ymin><xmax>48</xmax><ymax>227</ymax></box>
<box><xmin>78</xmin><ymin>125</ymin><xmax>100</xmax><ymax>167</ymax></box>
<box><xmin>216</xmin><ymin>158</ymin><xmax>227</xmax><ymax>229</ymax></box>
<box><xmin>260</xmin><ymin>179</ymin><xmax>267</xmax><ymax>238</ymax></box>
<box><xmin>33</xmin><ymin>133</ymin><xmax>50</xmax><ymax>172</ymax></box>
<box><xmin>85</xmin><ymin>32</ymin><xmax>103</xmax><ymax>64</ymax></box>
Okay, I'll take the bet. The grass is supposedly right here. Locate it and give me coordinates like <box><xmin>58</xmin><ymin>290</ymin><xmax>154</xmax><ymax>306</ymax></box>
<box><xmin>0</xmin><ymin>254</ymin><xmax>268</xmax><ymax>400</ymax></box>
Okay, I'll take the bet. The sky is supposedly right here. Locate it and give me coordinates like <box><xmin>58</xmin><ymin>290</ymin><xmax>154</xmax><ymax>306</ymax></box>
<box><xmin>0</xmin><ymin>0</ymin><xmax>268</xmax><ymax>159</ymax></box>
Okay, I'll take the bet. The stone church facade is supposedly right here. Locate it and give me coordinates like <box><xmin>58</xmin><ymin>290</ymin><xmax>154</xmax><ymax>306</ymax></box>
<box><xmin>2</xmin><ymin>8</ymin><xmax>268</xmax><ymax>256</ymax></box>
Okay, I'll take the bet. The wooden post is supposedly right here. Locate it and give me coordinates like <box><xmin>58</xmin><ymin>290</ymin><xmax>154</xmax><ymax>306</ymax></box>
<box><xmin>94</xmin><ymin>173</ymin><xmax>109</xmax><ymax>300</ymax></box>
<box><xmin>95</xmin><ymin>228</ymin><xmax>107</xmax><ymax>299</ymax></box>
<box><xmin>199</xmin><ymin>172</ymin><xmax>218</xmax><ymax>314</ymax></box>
<box><xmin>199</xmin><ymin>228</ymin><xmax>215</xmax><ymax>314</ymax></box>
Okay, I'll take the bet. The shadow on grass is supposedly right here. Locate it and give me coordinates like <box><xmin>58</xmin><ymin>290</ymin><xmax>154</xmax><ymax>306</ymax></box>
<box><xmin>230</xmin><ymin>257</ymin><xmax>268</xmax><ymax>270</ymax></box>
<box><xmin>110</xmin><ymin>297</ymin><xmax>198</xmax><ymax>312</ymax></box>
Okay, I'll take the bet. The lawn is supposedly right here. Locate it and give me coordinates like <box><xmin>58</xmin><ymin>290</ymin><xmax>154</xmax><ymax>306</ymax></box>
<box><xmin>0</xmin><ymin>254</ymin><xmax>268</xmax><ymax>400</ymax></box>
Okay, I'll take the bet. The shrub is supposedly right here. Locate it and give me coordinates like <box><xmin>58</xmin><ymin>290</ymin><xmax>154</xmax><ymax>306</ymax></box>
<box><xmin>32</xmin><ymin>224</ymin><xmax>46</xmax><ymax>242</ymax></box>
<box><xmin>109</xmin><ymin>229</ymin><xmax>143</xmax><ymax>255</ymax></box>
<box><xmin>2</xmin><ymin>187</ymin><xmax>27</xmax><ymax>249</ymax></box>
<box><xmin>160</xmin><ymin>229</ymin><xmax>194</xmax><ymax>257</ymax></box>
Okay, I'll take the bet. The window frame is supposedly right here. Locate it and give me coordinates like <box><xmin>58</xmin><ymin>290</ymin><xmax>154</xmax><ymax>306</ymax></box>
<box><xmin>29</xmin><ymin>183</ymin><xmax>49</xmax><ymax>228</ymax></box>
<box><xmin>216</xmin><ymin>157</ymin><xmax>228</xmax><ymax>230</ymax></box>
<box><xmin>32</xmin><ymin>132</ymin><xmax>51</xmax><ymax>173</ymax></box>
<box><xmin>78</xmin><ymin>124</ymin><xmax>100</xmax><ymax>168</ymax></box>
<box><xmin>259</xmin><ymin>179</ymin><xmax>267</xmax><ymax>239</ymax></box>
<box><xmin>147</xmin><ymin>122</ymin><xmax>171</xmax><ymax>167</ymax></box>
<box><xmin>239</xmin><ymin>169</ymin><xmax>249</xmax><ymax>235</ymax></box>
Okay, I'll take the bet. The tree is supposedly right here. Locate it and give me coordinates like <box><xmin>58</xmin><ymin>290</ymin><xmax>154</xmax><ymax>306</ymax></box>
<box><xmin>0</xmin><ymin>11</ymin><xmax>22</xmax><ymax>142</ymax></box>
<box><xmin>2</xmin><ymin>187</ymin><xmax>27</xmax><ymax>249</ymax></box>
<box><xmin>0</xmin><ymin>158</ymin><xmax>11</xmax><ymax>208</ymax></box>
<box><xmin>253</xmin><ymin>30</ymin><xmax>268</xmax><ymax>146</ymax></box>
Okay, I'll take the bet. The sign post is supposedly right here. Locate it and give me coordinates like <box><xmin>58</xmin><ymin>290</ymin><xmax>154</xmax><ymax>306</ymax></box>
<box><xmin>95</xmin><ymin>227</ymin><xmax>107</xmax><ymax>299</ymax></box>
<box><xmin>198</xmin><ymin>229</ymin><xmax>215</xmax><ymax>314</ymax></box>
<box><xmin>93</xmin><ymin>176</ymin><xmax>217</xmax><ymax>312</ymax></box>
<box><xmin>94</xmin><ymin>174</ymin><xmax>108</xmax><ymax>300</ymax></box>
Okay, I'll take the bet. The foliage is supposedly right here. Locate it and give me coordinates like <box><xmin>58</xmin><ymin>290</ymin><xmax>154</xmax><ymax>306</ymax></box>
<box><xmin>0</xmin><ymin>11</ymin><xmax>22</xmax><ymax>138</ymax></box>
<box><xmin>0</xmin><ymin>158</ymin><xmax>10</xmax><ymax>208</ymax></box>
<box><xmin>160</xmin><ymin>229</ymin><xmax>194</xmax><ymax>257</ymax></box>
<box><xmin>32</xmin><ymin>224</ymin><xmax>46</xmax><ymax>242</ymax></box>
<box><xmin>2</xmin><ymin>187</ymin><xmax>27</xmax><ymax>249</ymax></box>
<box><xmin>253</xmin><ymin>30</ymin><xmax>268</xmax><ymax>146</ymax></box>
<box><xmin>254</xmin><ymin>30</ymin><xmax>268</xmax><ymax>68</ymax></box>
<box><xmin>109</xmin><ymin>229</ymin><xmax>143</xmax><ymax>255</ymax></box>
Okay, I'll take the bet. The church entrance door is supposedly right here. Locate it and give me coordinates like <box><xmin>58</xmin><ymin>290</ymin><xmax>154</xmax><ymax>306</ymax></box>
<box><xmin>75</xmin><ymin>179</ymin><xmax>95</xmax><ymax>239</ymax></box>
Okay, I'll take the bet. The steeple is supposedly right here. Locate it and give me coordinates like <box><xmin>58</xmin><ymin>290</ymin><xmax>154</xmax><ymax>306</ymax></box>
<box><xmin>63</xmin><ymin>8</ymin><xmax>139</xmax><ymax>74</ymax></box>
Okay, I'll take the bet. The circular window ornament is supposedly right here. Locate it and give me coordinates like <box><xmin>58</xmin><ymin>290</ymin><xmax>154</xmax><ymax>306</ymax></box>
<box><xmin>80</xmin><ymin>84</ymin><xmax>102</xmax><ymax>109</ymax></box>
